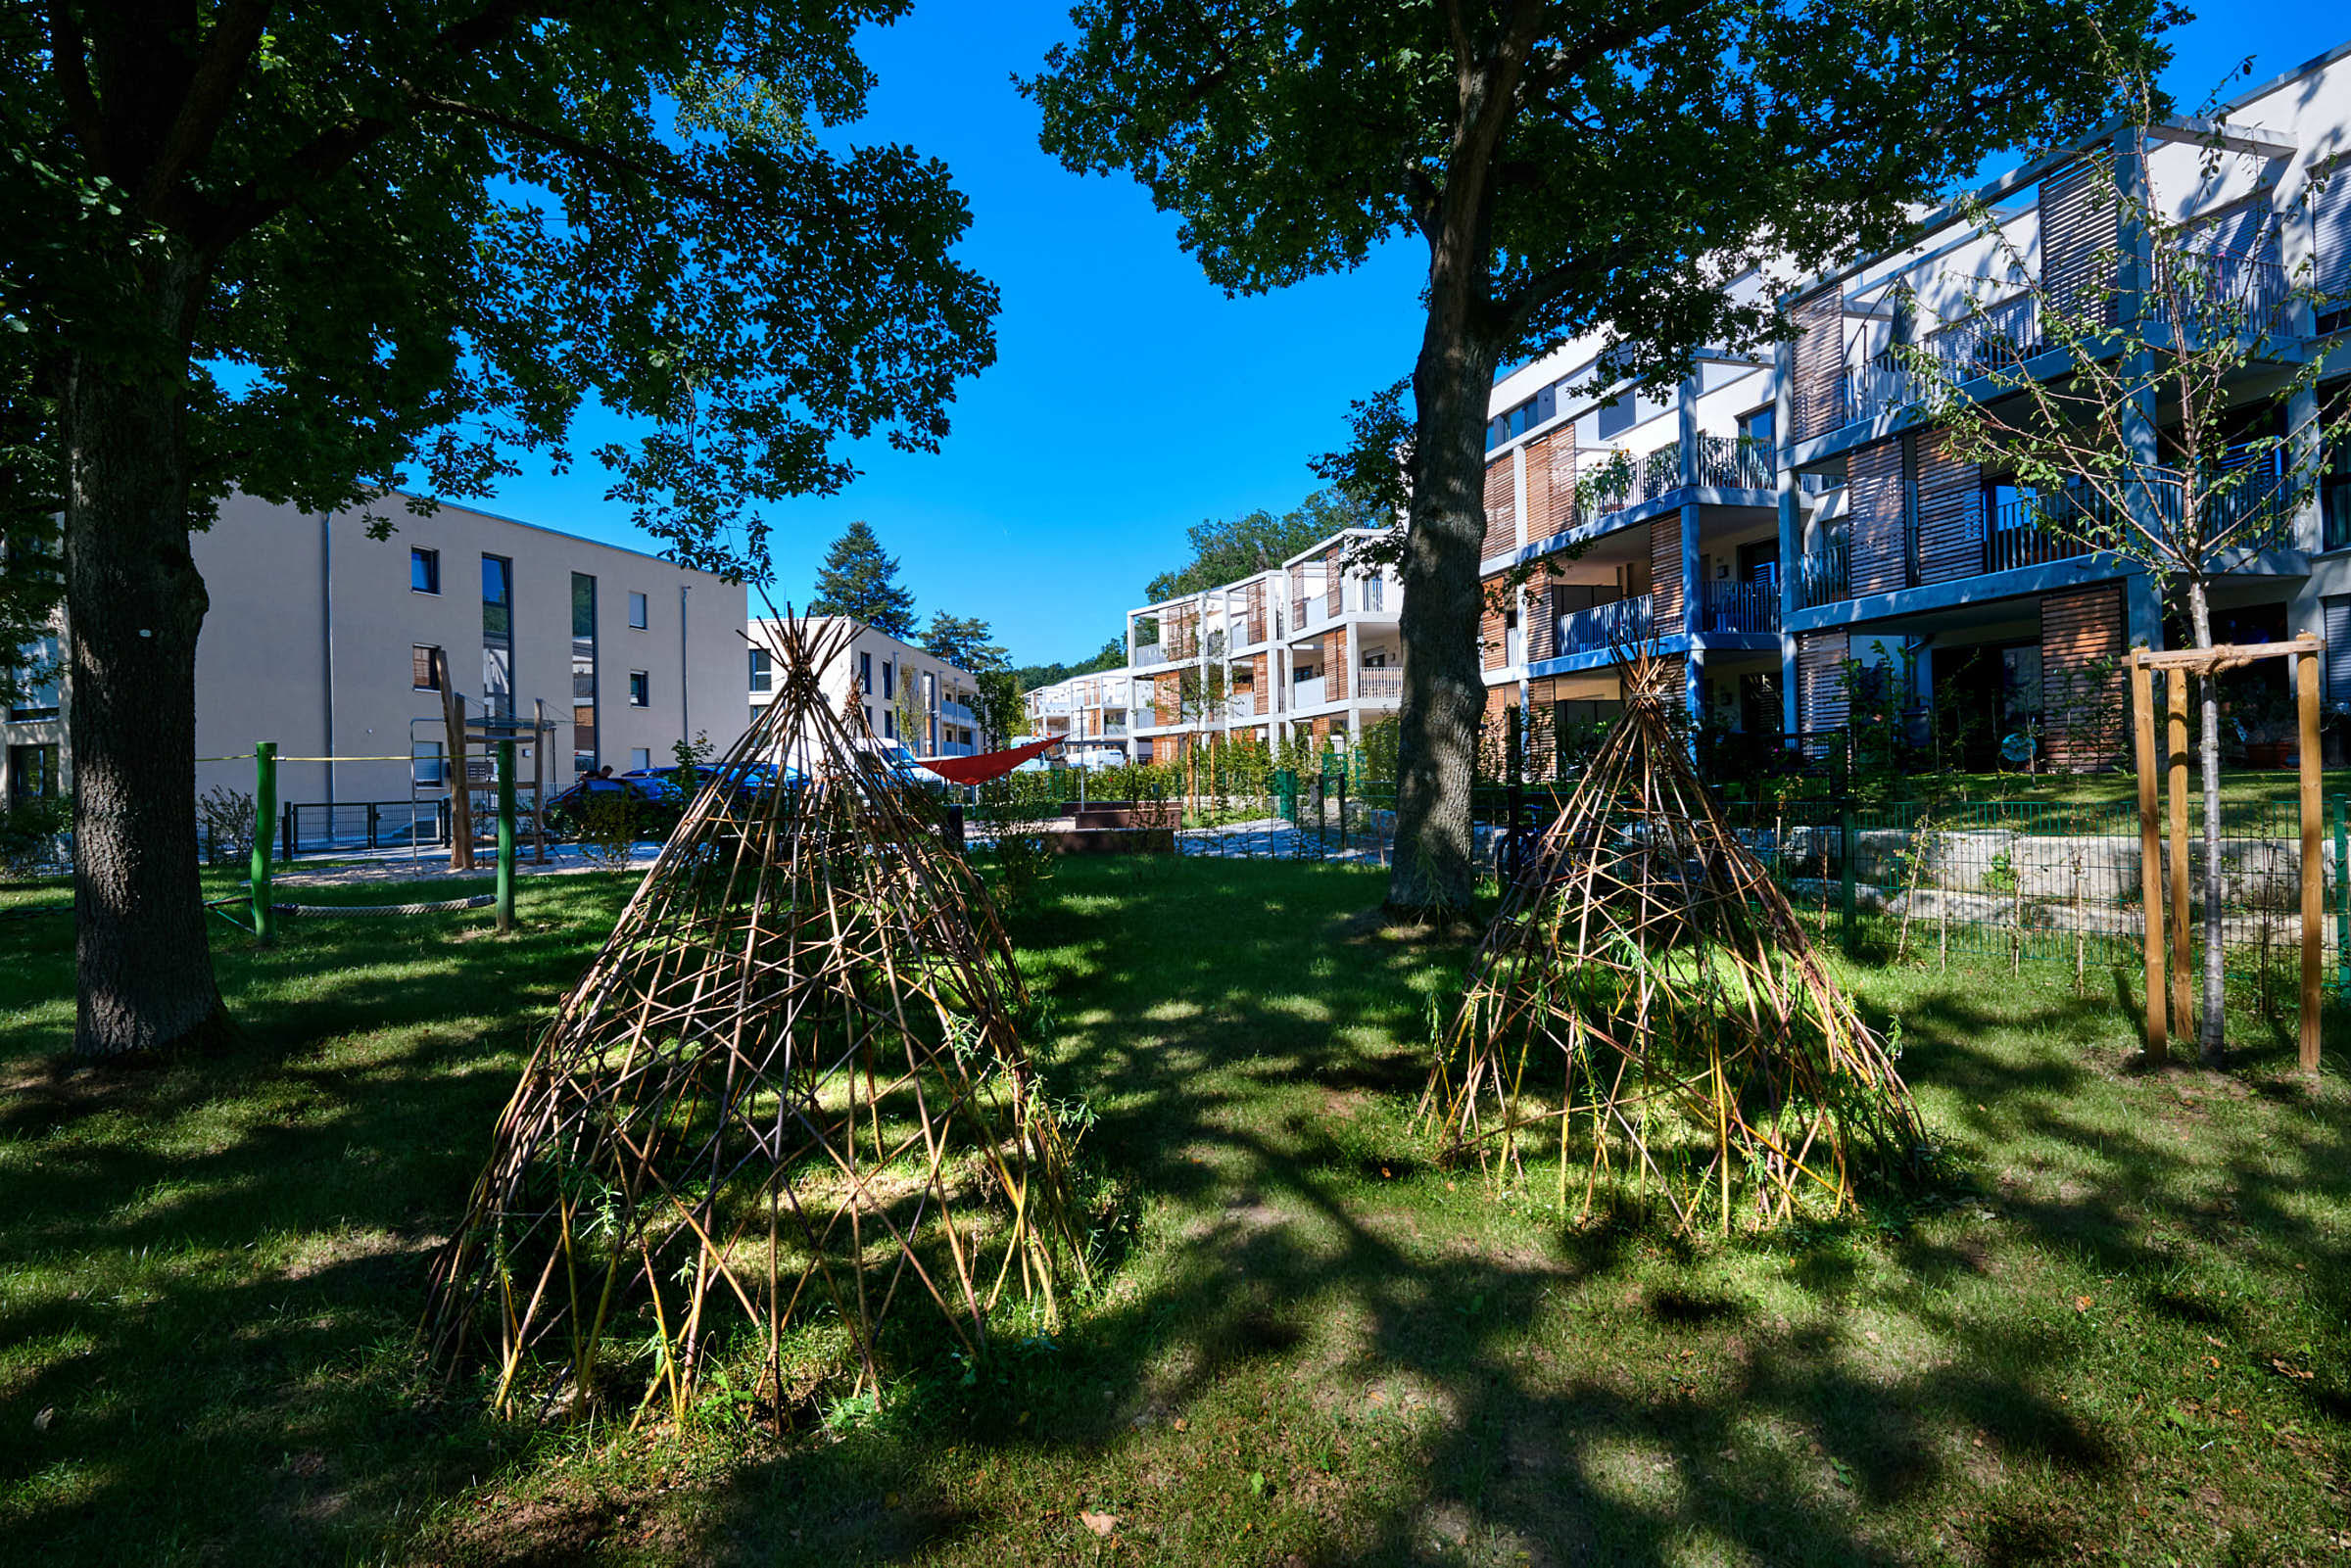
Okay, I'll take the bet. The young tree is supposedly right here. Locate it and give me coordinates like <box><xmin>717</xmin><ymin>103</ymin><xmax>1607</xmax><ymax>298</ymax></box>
<box><xmin>971</xmin><ymin>667</ymin><xmax>1024</xmax><ymax>748</ymax></box>
<box><xmin>5</xmin><ymin>4</ymin><xmax>996</xmax><ymax>1058</ymax></box>
<box><xmin>1028</xmin><ymin>0</ymin><xmax>2172</xmax><ymax>917</ymax></box>
<box><xmin>1144</xmin><ymin>487</ymin><xmax>1383</xmax><ymax>604</ymax></box>
<box><xmin>1897</xmin><ymin>73</ymin><xmax>2351</xmax><ymax>1063</ymax></box>
<box><xmin>809</xmin><ymin>520</ymin><xmax>920</xmax><ymax>638</ymax></box>
<box><xmin>921</xmin><ymin>610</ymin><xmax>1009</xmax><ymax>673</ymax></box>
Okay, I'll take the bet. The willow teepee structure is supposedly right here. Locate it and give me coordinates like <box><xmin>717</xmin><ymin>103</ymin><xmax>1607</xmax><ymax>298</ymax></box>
<box><xmin>1425</xmin><ymin>651</ymin><xmax>1923</xmax><ymax>1233</ymax></box>
<box><xmin>425</xmin><ymin>616</ymin><xmax>1082</xmax><ymax>1422</ymax></box>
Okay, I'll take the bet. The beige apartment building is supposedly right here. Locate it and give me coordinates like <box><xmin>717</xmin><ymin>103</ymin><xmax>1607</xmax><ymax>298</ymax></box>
<box><xmin>1</xmin><ymin>492</ymin><xmax>748</xmax><ymax>826</ymax></box>
<box><xmin>744</xmin><ymin>616</ymin><xmax>983</xmax><ymax>759</ymax></box>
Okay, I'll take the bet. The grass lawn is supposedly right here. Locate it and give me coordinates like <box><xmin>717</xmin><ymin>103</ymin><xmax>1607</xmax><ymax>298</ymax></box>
<box><xmin>2</xmin><ymin>856</ymin><xmax>2346</xmax><ymax>1565</ymax></box>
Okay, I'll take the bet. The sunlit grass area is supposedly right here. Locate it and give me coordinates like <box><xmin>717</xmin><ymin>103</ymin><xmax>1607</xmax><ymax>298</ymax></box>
<box><xmin>0</xmin><ymin>856</ymin><xmax>2344</xmax><ymax>1565</ymax></box>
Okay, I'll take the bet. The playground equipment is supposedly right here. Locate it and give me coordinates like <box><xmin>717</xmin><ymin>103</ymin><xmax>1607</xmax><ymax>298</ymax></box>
<box><xmin>1423</xmin><ymin>650</ymin><xmax>1924</xmax><ymax>1234</ymax></box>
<box><xmin>425</xmin><ymin>614</ymin><xmax>1083</xmax><ymax>1423</ymax></box>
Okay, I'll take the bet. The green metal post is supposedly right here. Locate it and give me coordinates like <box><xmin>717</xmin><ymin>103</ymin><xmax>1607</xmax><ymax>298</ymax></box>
<box><xmin>1839</xmin><ymin>799</ymin><xmax>1857</xmax><ymax>939</ymax></box>
<box><xmin>250</xmin><ymin>741</ymin><xmax>276</xmax><ymax>943</ymax></box>
<box><xmin>497</xmin><ymin>739</ymin><xmax>517</xmax><ymax>934</ymax></box>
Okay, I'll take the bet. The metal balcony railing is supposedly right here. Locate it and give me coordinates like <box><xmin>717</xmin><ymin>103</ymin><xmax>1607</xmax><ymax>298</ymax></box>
<box><xmin>1132</xmin><ymin>641</ymin><xmax>1168</xmax><ymax>668</ymax></box>
<box><xmin>1693</xmin><ymin>433</ymin><xmax>1776</xmax><ymax>490</ymax></box>
<box><xmin>1699</xmin><ymin>578</ymin><xmax>1780</xmax><ymax>635</ymax></box>
<box><xmin>2151</xmin><ymin>241</ymin><xmax>2291</xmax><ymax>340</ymax></box>
<box><xmin>1554</xmin><ymin>594</ymin><xmax>1654</xmax><ymax>654</ymax></box>
<box><xmin>1797</xmin><ymin>535</ymin><xmax>1850</xmax><ymax>608</ymax></box>
<box><xmin>1355</xmin><ymin>667</ymin><xmax>1404</xmax><ymax>701</ymax></box>
<box><xmin>939</xmin><ymin>699</ymin><xmax>977</xmax><ymax>726</ymax></box>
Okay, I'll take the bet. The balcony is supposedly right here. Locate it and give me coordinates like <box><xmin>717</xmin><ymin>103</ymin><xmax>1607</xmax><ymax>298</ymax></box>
<box><xmin>1355</xmin><ymin>667</ymin><xmax>1404</xmax><ymax>702</ymax></box>
<box><xmin>1580</xmin><ymin>436</ymin><xmax>1775</xmax><ymax>516</ymax></box>
<box><xmin>2150</xmin><ymin>240</ymin><xmax>2290</xmax><ymax>341</ymax></box>
<box><xmin>1698</xmin><ymin>578</ymin><xmax>1780</xmax><ymax>635</ymax></box>
<box><xmin>1100</xmin><ymin>720</ymin><xmax>1128</xmax><ymax>737</ymax></box>
<box><xmin>1833</xmin><ymin>293</ymin><xmax>2043</xmax><ymax>429</ymax></box>
<box><xmin>1292</xmin><ymin>675</ymin><xmax>1327</xmax><ymax>709</ymax></box>
<box><xmin>1797</xmin><ymin>535</ymin><xmax>1849</xmax><ymax>609</ymax></box>
<box><xmin>1554</xmin><ymin>594</ymin><xmax>1654</xmax><ymax>655</ymax></box>
<box><xmin>1132</xmin><ymin>641</ymin><xmax>1168</xmax><ymax>668</ymax></box>
<box><xmin>939</xmin><ymin>698</ymin><xmax>977</xmax><ymax>726</ymax></box>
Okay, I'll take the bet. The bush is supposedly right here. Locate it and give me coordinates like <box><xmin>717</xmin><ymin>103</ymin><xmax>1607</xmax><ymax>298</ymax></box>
<box><xmin>576</xmin><ymin>791</ymin><xmax>640</xmax><ymax>871</ymax></box>
<box><xmin>0</xmin><ymin>796</ymin><xmax>71</xmax><ymax>879</ymax></box>
<box><xmin>196</xmin><ymin>785</ymin><xmax>257</xmax><ymax>867</ymax></box>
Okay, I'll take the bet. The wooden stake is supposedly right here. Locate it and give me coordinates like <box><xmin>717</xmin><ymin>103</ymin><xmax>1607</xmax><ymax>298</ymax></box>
<box><xmin>2298</xmin><ymin>646</ymin><xmax>2323</xmax><ymax>1073</ymax></box>
<box><xmin>2166</xmin><ymin>667</ymin><xmax>2191</xmax><ymax>1043</ymax></box>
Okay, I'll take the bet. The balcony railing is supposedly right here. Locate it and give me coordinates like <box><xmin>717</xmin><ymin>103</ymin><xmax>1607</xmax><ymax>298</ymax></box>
<box><xmin>1355</xmin><ymin>667</ymin><xmax>1404</xmax><ymax>701</ymax></box>
<box><xmin>1132</xmin><ymin>641</ymin><xmax>1168</xmax><ymax>668</ymax></box>
<box><xmin>1693</xmin><ymin>433</ymin><xmax>1776</xmax><ymax>490</ymax></box>
<box><xmin>1797</xmin><ymin>535</ymin><xmax>1849</xmax><ymax>609</ymax></box>
<box><xmin>1698</xmin><ymin>578</ymin><xmax>1780</xmax><ymax>635</ymax></box>
<box><xmin>2150</xmin><ymin>241</ymin><xmax>2290</xmax><ymax>340</ymax></box>
<box><xmin>1292</xmin><ymin>675</ymin><xmax>1327</xmax><ymax>709</ymax></box>
<box><xmin>1554</xmin><ymin>594</ymin><xmax>1654</xmax><ymax>655</ymax></box>
<box><xmin>1834</xmin><ymin>294</ymin><xmax>2045</xmax><ymax>430</ymax></box>
<box><xmin>1100</xmin><ymin>720</ymin><xmax>1128</xmax><ymax>737</ymax></box>
<box><xmin>939</xmin><ymin>698</ymin><xmax>977</xmax><ymax>726</ymax></box>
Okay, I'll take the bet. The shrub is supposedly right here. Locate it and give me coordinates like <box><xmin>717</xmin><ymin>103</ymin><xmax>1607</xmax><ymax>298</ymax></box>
<box><xmin>196</xmin><ymin>785</ymin><xmax>257</xmax><ymax>867</ymax></box>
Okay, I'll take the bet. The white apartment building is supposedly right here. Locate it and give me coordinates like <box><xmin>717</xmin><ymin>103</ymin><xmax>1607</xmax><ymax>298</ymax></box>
<box><xmin>1066</xmin><ymin>527</ymin><xmax>1403</xmax><ymax>763</ymax></box>
<box><xmin>745</xmin><ymin>616</ymin><xmax>983</xmax><ymax>759</ymax></box>
<box><xmin>0</xmin><ymin>491</ymin><xmax>749</xmax><ymax>818</ymax></box>
<box><xmin>1020</xmin><ymin>667</ymin><xmax>1136</xmax><ymax>767</ymax></box>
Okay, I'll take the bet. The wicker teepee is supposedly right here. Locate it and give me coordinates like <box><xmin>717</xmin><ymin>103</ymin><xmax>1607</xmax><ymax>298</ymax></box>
<box><xmin>425</xmin><ymin>616</ymin><xmax>1082</xmax><ymax>1422</ymax></box>
<box><xmin>1424</xmin><ymin>651</ymin><xmax>1923</xmax><ymax>1233</ymax></box>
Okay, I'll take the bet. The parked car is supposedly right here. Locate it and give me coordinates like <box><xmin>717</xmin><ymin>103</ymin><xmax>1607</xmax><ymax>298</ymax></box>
<box><xmin>545</xmin><ymin>772</ymin><xmax>671</xmax><ymax>836</ymax></box>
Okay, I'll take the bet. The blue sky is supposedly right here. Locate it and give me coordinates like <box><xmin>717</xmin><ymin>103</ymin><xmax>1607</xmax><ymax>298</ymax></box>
<box><xmin>478</xmin><ymin>3</ymin><xmax>2349</xmax><ymax>669</ymax></box>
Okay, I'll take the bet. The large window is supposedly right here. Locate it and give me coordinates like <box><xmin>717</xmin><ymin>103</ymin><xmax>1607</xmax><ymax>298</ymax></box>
<box><xmin>481</xmin><ymin>554</ymin><xmax>513</xmax><ymax>718</ymax></box>
<box><xmin>571</xmin><ymin>573</ymin><xmax>600</xmax><ymax>775</ymax></box>
<box><xmin>2324</xmin><ymin>418</ymin><xmax>2351</xmax><ymax>552</ymax></box>
<box><xmin>410</xmin><ymin>740</ymin><xmax>446</xmax><ymax>787</ymax></box>
<box><xmin>8</xmin><ymin>742</ymin><xmax>58</xmax><ymax>805</ymax></box>
<box><xmin>628</xmin><ymin>669</ymin><xmax>649</xmax><ymax>707</ymax></box>
<box><xmin>9</xmin><ymin>635</ymin><xmax>59</xmax><ymax>721</ymax></box>
<box><xmin>881</xmin><ymin>659</ymin><xmax>894</xmax><ymax>700</ymax></box>
<box><xmin>411</xmin><ymin>547</ymin><xmax>440</xmax><ymax>594</ymax></box>
<box><xmin>748</xmin><ymin>646</ymin><xmax>773</xmax><ymax>693</ymax></box>
<box><xmin>628</xmin><ymin>591</ymin><xmax>648</xmax><ymax>630</ymax></box>
<box><xmin>858</xmin><ymin>650</ymin><xmax>873</xmax><ymax>693</ymax></box>
<box><xmin>412</xmin><ymin>644</ymin><xmax>442</xmax><ymax>691</ymax></box>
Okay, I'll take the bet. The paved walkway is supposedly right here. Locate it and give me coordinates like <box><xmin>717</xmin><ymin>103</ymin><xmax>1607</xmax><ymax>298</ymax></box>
<box><xmin>274</xmin><ymin>840</ymin><xmax>660</xmax><ymax>887</ymax></box>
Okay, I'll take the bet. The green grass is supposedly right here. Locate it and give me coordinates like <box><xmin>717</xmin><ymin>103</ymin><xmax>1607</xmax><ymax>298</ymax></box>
<box><xmin>2</xmin><ymin>858</ymin><xmax>2347</xmax><ymax>1565</ymax></box>
<box><xmin>1719</xmin><ymin>766</ymin><xmax>2351</xmax><ymax>815</ymax></box>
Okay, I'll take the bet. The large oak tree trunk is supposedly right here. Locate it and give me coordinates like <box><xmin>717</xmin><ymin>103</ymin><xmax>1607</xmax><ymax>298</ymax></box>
<box><xmin>1385</xmin><ymin>311</ymin><xmax>1501</xmax><ymax>918</ymax></box>
<box><xmin>64</xmin><ymin>254</ymin><xmax>231</xmax><ymax>1059</ymax></box>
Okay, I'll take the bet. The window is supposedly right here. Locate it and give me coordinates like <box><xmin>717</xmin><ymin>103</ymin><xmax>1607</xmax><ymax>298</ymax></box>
<box><xmin>882</xmin><ymin>659</ymin><xmax>894</xmax><ymax>700</ymax></box>
<box><xmin>2324</xmin><ymin>416</ymin><xmax>2351</xmax><ymax>551</ymax></box>
<box><xmin>1737</xmin><ymin>405</ymin><xmax>1776</xmax><ymax>451</ymax></box>
<box><xmin>858</xmin><ymin>650</ymin><xmax>873</xmax><ymax>693</ymax></box>
<box><xmin>884</xmin><ymin>708</ymin><xmax>896</xmax><ymax>739</ymax></box>
<box><xmin>864</xmin><ymin>704</ymin><xmax>874</xmax><ymax>731</ymax></box>
<box><xmin>1362</xmin><ymin>574</ymin><xmax>1385</xmax><ymax>612</ymax></box>
<box><xmin>411</xmin><ymin>547</ymin><xmax>440</xmax><ymax>594</ymax></box>
<box><xmin>628</xmin><ymin>670</ymin><xmax>649</xmax><ymax>707</ymax></box>
<box><xmin>1596</xmin><ymin>394</ymin><xmax>1636</xmax><ymax>440</ymax></box>
<box><xmin>628</xmin><ymin>591</ymin><xmax>648</xmax><ymax>629</ymax></box>
<box><xmin>410</xmin><ymin>740</ymin><xmax>446</xmax><ymax>787</ymax></box>
<box><xmin>9</xmin><ymin>635</ymin><xmax>60</xmax><ymax>721</ymax></box>
<box><xmin>571</xmin><ymin>573</ymin><xmax>600</xmax><ymax>775</ymax></box>
<box><xmin>748</xmin><ymin>646</ymin><xmax>773</xmax><ymax>693</ymax></box>
<box><xmin>629</xmin><ymin>746</ymin><xmax>652</xmax><ymax>772</ymax></box>
<box><xmin>481</xmin><ymin>554</ymin><xmax>513</xmax><ymax>719</ymax></box>
<box><xmin>9</xmin><ymin>743</ymin><xmax>58</xmax><ymax>805</ymax></box>
<box><xmin>412</xmin><ymin>644</ymin><xmax>442</xmax><ymax>691</ymax></box>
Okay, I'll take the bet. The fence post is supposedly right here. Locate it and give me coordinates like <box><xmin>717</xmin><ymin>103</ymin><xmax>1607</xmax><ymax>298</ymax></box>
<box><xmin>1507</xmin><ymin>779</ymin><xmax>1525</xmax><ymax>886</ymax></box>
<box><xmin>496</xmin><ymin>739</ymin><xmax>517</xmax><ymax>935</ymax></box>
<box><xmin>1336</xmin><ymin>769</ymin><xmax>1347</xmax><ymax>852</ymax></box>
<box><xmin>1839</xmin><ymin>797</ymin><xmax>1857</xmax><ymax>939</ymax></box>
<box><xmin>251</xmin><ymin>742</ymin><xmax>277</xmax><ymax>943</ymax></box>
<box><xmin>946</xmin><ymin>802</ymin><xmax>966</xmax><ymax>855</ymax></box>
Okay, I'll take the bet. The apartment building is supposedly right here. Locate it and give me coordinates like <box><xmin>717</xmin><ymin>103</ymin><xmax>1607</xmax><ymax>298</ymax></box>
<box><xmin>1094</xmin><ymin>529</ymin><xmax>1404</xmax><ymax>762</ymax></box>
<box><xmin>745</xmin><ymin>616</ymin><xmax>983</xmax><ymax>759</ymax></box>
<box><xmin>1481</xmin><ymin>38</ymin><xmax>2351</xmax><ymax>773</ymax></box>
<box><xmin>1021</xmin><ymin>668</ymin><xmax>1137</xmax><ymax>766</ymax></box>
<box><xmin>0</xmin><ymin>491</ymin><xmax>748</xmax><ymax>814</ymax></box>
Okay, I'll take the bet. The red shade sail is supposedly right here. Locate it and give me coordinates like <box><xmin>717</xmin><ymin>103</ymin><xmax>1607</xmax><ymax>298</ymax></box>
<box><xmin>916</xmin><ymin>733</ymin><xmax>1064</xmax><ymax>785</ymax></box>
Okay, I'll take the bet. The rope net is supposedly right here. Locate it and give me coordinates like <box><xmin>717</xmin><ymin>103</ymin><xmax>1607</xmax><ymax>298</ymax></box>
<box><xmin>1424</xmin><ymin>650</ymin><xmax>1926</xmax><ymax>1234</ymax></box>
<box><xmin>425</xmin><ymin>615</ymin><xmax>1082</xmax><ymax>1421</ymax></box>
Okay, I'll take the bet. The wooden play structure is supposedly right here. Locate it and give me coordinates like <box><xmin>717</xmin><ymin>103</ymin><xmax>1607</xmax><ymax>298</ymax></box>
<box><xmin>2129</xmin><ymin>634</ymin><xmax>2327</xmax><ymax>1071</ymax></box>
<box><xmin>425</xmin><ymin>616</ymin><xmax>1084</xmax><ymax>1423</ymax></box>
<box><xmin>1423</xmin><ymin>652</ymin><xmax>1924</xmax><ymax>1234</ymax></box>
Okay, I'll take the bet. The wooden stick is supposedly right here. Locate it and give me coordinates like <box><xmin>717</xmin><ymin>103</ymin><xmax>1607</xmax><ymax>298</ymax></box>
<box><xmin>2133</xmin><ymin>655</ymin><xmax>2165</xmax><ymax>1059</ymax></box>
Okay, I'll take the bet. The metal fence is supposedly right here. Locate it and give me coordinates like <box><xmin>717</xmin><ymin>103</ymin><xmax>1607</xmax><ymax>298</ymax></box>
<box><xmin>968</xmin><ymin>775</ymin><xmax>2351</xmax><ymax>997</ymax></box>
<box><xmin>278</xmin><ymin>799</ymin><xmax>452</xmax><ymax>861</ymax></box>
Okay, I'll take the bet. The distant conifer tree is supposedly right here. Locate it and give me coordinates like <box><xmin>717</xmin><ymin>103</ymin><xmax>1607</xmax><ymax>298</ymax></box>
<box><xmin>809</xmin><ymin>520</ymin><xmax>917</xmax><ymax>638</ymax></box>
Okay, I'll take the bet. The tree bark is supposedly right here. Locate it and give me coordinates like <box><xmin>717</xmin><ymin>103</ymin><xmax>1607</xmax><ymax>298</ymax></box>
<box><xmin>64</xmin><ymin>249</ymin><xmax>232</xmax><ymax>1059</ymax></box>
<box><xmin>2186</xmin><ymin>577</ymin><xmax>2225</xmax><ymax>1064</ymax></box>
<box><xmin>1385</xmin><ymin>307</ymin><xmax>1502</xmax><ymax>918</ymax></box>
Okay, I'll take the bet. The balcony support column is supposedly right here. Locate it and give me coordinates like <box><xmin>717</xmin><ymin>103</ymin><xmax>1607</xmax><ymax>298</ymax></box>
<box><xmin>1678</xmin><ymin>374</ymin><xmax>1700</xmax><ymax>487</ymax></box>
<box><xmin>2125</xmin><ymin>566</ymin><xmax>2164</xmax><ymax>653</ymax></box>
<box><xmin>1680</xmin><ymin>500</ymin><xmax>1704</xmax><ymax>741</ymax></box>
<box><xmin>1775</xmin><ymin>339</ymin><xmax>1802</xmax><ymax>739</ymax></box>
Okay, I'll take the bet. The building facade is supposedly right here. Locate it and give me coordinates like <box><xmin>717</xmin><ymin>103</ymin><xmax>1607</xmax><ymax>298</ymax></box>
<box><xmin>1019</xmin><ymin>529</ymin><xmax>1405</xmax><ymax>764</ymax></box>
<box><xmin>745</xmin><ymin>617</ymin><xmax>983</xmax><ymax>760</ymax></box>
<box><xmin>1</xmin><ymin>492</ymin><xmax>748</xmax><ymax>817</ymax></box>
<box><xmin>1481</xmin><ymin>40</ymin><xmax>2351</xmax><ymax>774</ymax></box>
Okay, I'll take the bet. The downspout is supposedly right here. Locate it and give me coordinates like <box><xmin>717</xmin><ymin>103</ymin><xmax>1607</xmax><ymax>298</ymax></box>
<box><xmin>679</xmin><ymin>583</ymin><xmax>692</xmax><ymax>751</ymax></box>
<box><xmin>321</xmin><ymin>511</ymin><xmax>335</xmax><ymax>810</ymax></box>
